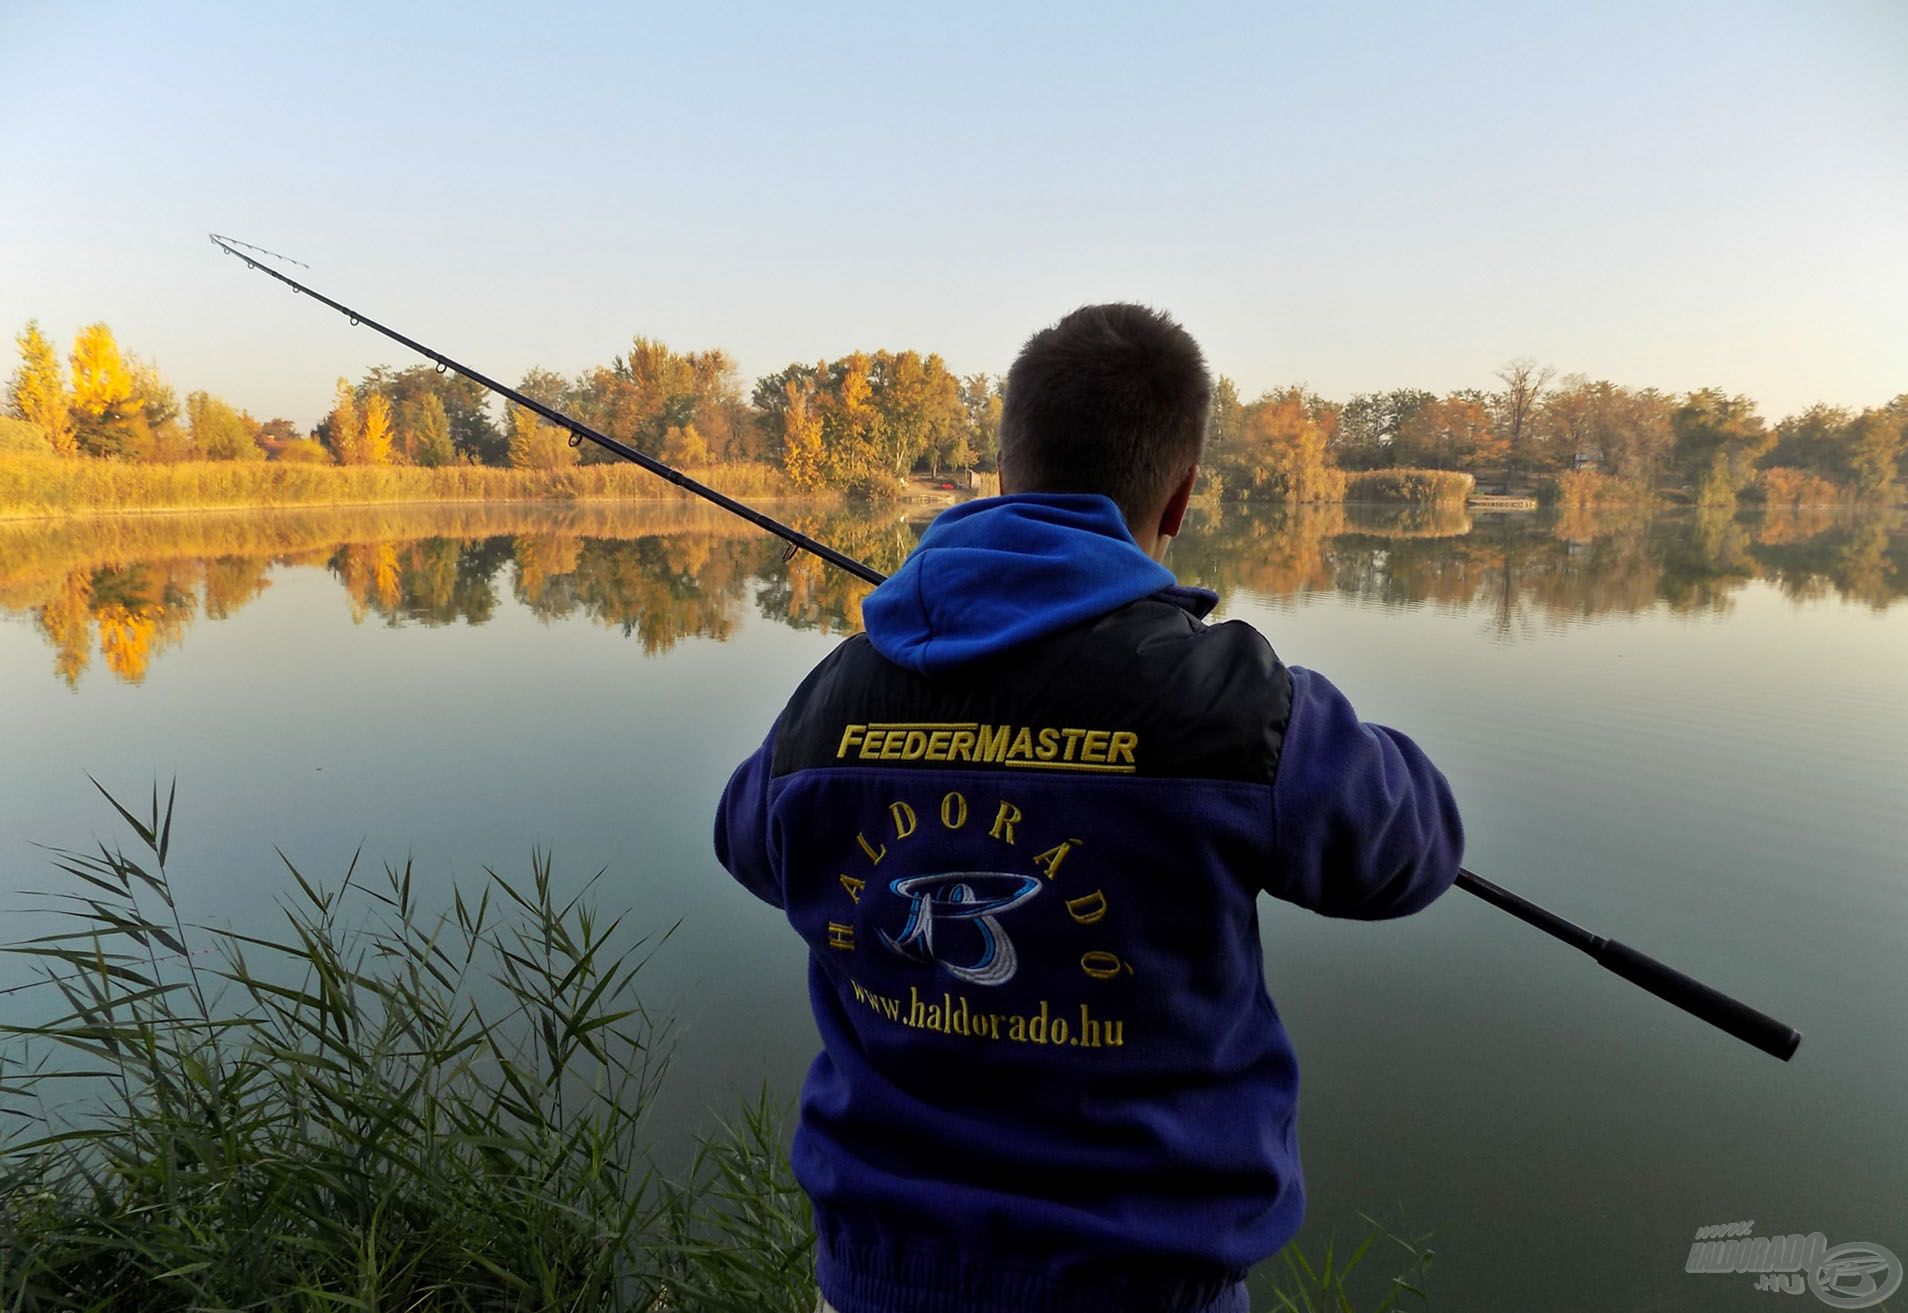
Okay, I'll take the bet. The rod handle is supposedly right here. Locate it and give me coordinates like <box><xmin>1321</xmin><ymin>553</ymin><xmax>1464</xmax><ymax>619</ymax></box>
<box><xmin>1593</xmin><ymin>938</ymin><xmax>1801</xmax><ymax>1061</ymax></box>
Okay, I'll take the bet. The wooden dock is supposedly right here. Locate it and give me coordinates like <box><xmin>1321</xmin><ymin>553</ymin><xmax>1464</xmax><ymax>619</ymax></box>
<box><xmin>1467</xmin><ymin>494</ymin><xmax>1539</xmax><ymax>510</ymax></box>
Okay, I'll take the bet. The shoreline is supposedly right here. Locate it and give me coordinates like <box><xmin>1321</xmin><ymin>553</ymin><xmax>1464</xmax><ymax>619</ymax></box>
<box><xmin>0</xmin><ymin>490</ymin><xmax>843</xmax><ymax>526</ymax></box>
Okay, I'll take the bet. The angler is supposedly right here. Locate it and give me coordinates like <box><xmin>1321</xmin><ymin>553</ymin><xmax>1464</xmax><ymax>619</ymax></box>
<box><xmin>215</xmin><ymin>236</ymin><xmax>1802</xmax><ymax>1313</ymax></box>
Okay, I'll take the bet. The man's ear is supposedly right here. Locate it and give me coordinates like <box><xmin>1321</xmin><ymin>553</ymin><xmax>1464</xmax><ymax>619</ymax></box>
<box><xmin>1157</xmin><ymin>464</ymin><xmax>1198</xmax><ymax>540</ymax></box>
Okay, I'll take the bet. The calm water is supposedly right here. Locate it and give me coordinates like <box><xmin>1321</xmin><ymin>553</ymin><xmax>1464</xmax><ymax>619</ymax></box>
<box><xmin>2</xmin><ymin>499</ymin><xmax>1904</xmax><ymax>1311</ymax></box>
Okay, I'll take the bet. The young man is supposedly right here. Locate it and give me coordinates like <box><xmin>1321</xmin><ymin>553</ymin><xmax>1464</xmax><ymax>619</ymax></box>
<box><xmin>715</xmin><ymin>304</ymin><xmax>1463</xmax><ymax>1313</ymax></box>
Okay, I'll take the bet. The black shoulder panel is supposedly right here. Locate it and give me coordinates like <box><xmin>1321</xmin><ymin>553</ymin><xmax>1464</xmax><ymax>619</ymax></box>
<box><xmin>771</xmin><ymin>597</ymin><xmax>1292</xmax><ymax>785</ymax></box>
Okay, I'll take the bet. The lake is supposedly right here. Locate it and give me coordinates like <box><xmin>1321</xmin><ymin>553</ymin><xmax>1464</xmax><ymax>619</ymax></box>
<box><xmin>2</xmin><ymin>498</ymin><xmax>1903</xmax><ymax>1311</ymax></box>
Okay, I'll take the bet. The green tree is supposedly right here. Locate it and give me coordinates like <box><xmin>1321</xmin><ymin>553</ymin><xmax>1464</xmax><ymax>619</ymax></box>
<box><xmin>960</xmin><ymin>373</ymin><xmax>1003</xmax><ymax>471</ymax></box>
<box><xmin>1207</xmin><ymin>376</ymin><xmax>1243</xmax><ymax>457</ymax></box>
<box><xmin>130</xmin><ymin>358</ymin><xmax>190</xmax><ymax>461</ymax></box>
<box><xmin>409</xmin><ymin>392</ymin><xmax>456</xmax><ymax>467</ymax></box>
<box><xmin>363</xmin><ymin>364</ymin><xmax>504</xmax><ymax>464</ymax></box>
<box><xmin>8</xmin><ymin>321</ymin><xmax>76</xmax><ymax>454</ymax></box>
<box><xmin>1333</xmin><ymin>389</ymin><xmax>1434</xmax><ymax>469</ymax></box>
<box><xmin>1768</xmin><ymin>403</ymin><xmax>1851</xmax><ymax>479</ymax></box>
<box><xmin>1672</xmin><ymin>389</ymin><xmax>1773</xmax><ymax>507</ymax></box>
<box><xmin>187</xmin><ymin>391</ymin><xmax>263</xmax><ymax>461</ymax></box>
<box><xmin>1842</xmin><ymin>406</ymin><xmax>1906</xmax><ymax>502</ymax></box>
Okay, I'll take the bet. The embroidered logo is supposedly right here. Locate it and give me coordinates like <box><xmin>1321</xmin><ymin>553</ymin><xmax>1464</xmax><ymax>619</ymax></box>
<box><xmin>879</xmin><ymin>871</ymin><xmax>1041</xmax><ymax>987</ymax></box>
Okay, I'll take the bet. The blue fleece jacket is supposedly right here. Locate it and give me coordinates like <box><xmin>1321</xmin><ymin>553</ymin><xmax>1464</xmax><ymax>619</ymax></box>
<box><xmin>715</xmin><ymin>494</ymin><xmax>1463</xmax><ymax>1313</ymax></box>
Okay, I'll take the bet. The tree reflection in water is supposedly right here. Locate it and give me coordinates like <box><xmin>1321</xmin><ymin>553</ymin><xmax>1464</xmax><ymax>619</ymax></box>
<box><xmin>1</xmin><ymin>501</ymin><xmax>1900</xmax><ymax>686</ymax></box>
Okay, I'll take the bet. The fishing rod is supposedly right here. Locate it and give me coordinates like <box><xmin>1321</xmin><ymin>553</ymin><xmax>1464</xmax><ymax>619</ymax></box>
<box><xmin>211</xmin><ymin>233</ymin><xmax>1802</xmax><ymax>1063</ymax></box>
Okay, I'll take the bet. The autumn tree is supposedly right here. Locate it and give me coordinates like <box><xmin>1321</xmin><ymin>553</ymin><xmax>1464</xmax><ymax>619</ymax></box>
<box><xmin>508</xmin><ymin>402</ymin><xmax>578</xmax><ymax>469</ymax></box>
<box><xmin>686</xmin><ymin>350</ymin><xmax>753</xmax><ymax>459</ymax></box>
<box><xmin>68</xmin><ymin>323</ymin><xmax>149</xmax><ymax>459</ymax></box>
<box><xmin>778</xmin><ymin>373</ymin><xmax>827</xmax><ymax>489</ymax></box>
<box><xmin>1596</xmin><ymin>386</ymin><xmax>1675</xmax><ymax>487</ymax></box>
<box><xmin>1493</xmin><ymin>359</ymin><xmax>1554</xmax><ymax>479</ymax></box>
<box><xmin>361</xmin><ymin>391</ymin><xmax>395</xmax><ymax>465</ymax></box>
<box><xmin>321</xmin><ymin>377</ymin><xmax>363</xmax><ymax>464</ymax></box>
<box><xmin>1226</xmin><ymin>387</ymin><xmax>1345</xmax><ymax>502</ymax></box>
<box><xmin>1395</xmin><ymin>391</ymin><xmax>1498</xmax><ymax>469</ymax></box>
<box><xmin>7</xmin><ymin>321</ymin><xmax>75</xmax><ymax>454</ymax></box>
<box><xmin>186</xmin><ymin>391</ymin><xmax>263</xmax><ymax>460</ymax></box>
<box><xmin>870</xmin><ymin>350</ymin><xmax>964</xmax><ymax>480</ymax></box>
<box><xmin>819</xmin><ymin>352</ymin><xmax>887</xmax><ymax>493</ymax></box>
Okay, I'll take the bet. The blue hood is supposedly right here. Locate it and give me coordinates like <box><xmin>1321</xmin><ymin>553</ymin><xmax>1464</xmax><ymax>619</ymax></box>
<box><xmin>863</xmin><ymin>493</ymin><xmax>1200</xmax><ymax>674</ymax></box>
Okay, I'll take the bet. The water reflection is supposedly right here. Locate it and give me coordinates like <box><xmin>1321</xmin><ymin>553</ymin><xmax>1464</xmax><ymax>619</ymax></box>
<box><xmin>1181</xmin><ymin>503</ymin><xmax>1905</xmax><ymax>636</ymax></box>
<box><xmin>1</xmin><ymin>501</ymin><xmax>1900</xmax><ymax>685</ymax></box>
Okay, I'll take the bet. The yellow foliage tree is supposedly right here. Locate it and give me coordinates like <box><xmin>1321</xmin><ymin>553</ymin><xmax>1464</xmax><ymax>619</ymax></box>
<box><xmin>1237</xmin><ymin>388</ymin><xmax>1346</xmax><ymax>503</ymax></box>
<box><xmin>661</xmin><ymin>421</ymin><xmax>709</xmax><ymax>466</ymax></box>
<box><xmin>361</xmin><ymin>391</ymin><xmax>395</xmax><ymax>465</ymax></box>
<box><xmin>508</xmin><ymin>404</ymin><xmax>579</xmax><ymax>470</ymax></box>
<box><xmin>8</xmin><ymin>321</ymin><xmax>75</xmax><ymax>454</ymax></box>
<box><xmin>69</xmin><ymin>323</ymin><xmax>148</xmax><ymax>459</ymax></box>
<box><xmin>325</xmin><ymin>378</ymin><xmax>363</xmax><ymax>464</ymax></box>
<box><xmin>781</xmin><ymin>377</ymin><xmax>826</xmax><ymax>489</ymax></box>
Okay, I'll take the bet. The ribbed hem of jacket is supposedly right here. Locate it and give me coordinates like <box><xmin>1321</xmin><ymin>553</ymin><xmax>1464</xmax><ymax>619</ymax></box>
<box><xmin>814</xmin><ymin>1228</ymin><xmax>1250</xmax><ymax>1313</ymax></box>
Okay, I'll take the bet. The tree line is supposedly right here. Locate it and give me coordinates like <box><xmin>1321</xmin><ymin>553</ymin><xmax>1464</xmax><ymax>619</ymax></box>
<box><xmin>6</xmin><ymin>320</ymin><xmax>1903</xmax><ymax>504</ymax></box>
<box><xmin>1203</xmin><ymin>366</ymin><xmax>1908</xmax><ymax>507</ymax></box>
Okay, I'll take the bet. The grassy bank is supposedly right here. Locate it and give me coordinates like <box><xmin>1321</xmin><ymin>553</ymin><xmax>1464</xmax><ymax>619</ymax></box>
<box><xmin>0</xmin><ymin>454</ymin><xmax>812</xmax><ymax>520</ymax></box>
<box><xmin>0</xmin><ymin>789</ymin><xmax>1436</xmax><ymax>1311</ymax></box>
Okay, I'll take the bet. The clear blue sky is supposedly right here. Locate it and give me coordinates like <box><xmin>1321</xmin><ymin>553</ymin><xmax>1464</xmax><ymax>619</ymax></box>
<box><xmin>3</xmin><ymin>0</ymin><xmax>1903</xmax><ymax>427</ymax></box>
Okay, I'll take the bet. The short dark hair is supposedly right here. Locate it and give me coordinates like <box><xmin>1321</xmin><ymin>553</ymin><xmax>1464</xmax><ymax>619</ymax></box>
<box><xmin>998</xmin><ymin>304</ymin><xmax>1212</xmax><ymax>527</ymax></box>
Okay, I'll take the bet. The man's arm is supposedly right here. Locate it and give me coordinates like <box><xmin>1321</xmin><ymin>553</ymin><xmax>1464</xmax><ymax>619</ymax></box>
<box><xmin>1265</xmin><ymin>667</ymin><xmax>1463</xmax><ymax>918</ymax></box>
<box><xmin>713</xmin><ymin>723</ymin><xmax>784</xmax><ymax>909</ymax></box>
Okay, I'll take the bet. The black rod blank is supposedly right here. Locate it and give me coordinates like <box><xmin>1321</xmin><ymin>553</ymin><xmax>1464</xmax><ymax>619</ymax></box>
<box><xmin>207</xmin><ymin>235</ymin><xmax>883</xmax><ymax>587</ymax></box>
<box><xmin>1456</xmin><ymin>869</ymin><xmax>1799</xmax><ymax>1060</ymax></box>
<box><xmin>213</xmin><ymin>233</ymin><xmax>1802</xmax><ymax>1063</ymax></box>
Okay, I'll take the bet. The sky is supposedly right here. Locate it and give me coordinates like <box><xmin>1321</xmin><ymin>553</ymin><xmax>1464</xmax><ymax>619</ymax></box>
<box><xmin>2</xmin><ymin>0</ymin><xmax>1904</xmax><ymax>428</ymax></box>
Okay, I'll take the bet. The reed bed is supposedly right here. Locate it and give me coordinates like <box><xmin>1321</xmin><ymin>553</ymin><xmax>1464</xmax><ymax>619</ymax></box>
<box><xmin>0</xmin><ymin>455</ymin><xmax>808</xmax><ymax>521</ymax></box>
<box><xmin>0</xmin><ymin>787</ymin><xmax>1433</xmax><ymax>1311</ymax></box>
<box><xmin>1342</xmin><ymin>470</ymin><xmax>1475</xmax><ymax>505</ymax></box>
<box><xmin>1537</xmin><ymin>470</ymin><xmax>1655</xmax><ymax>509</ymax></box>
